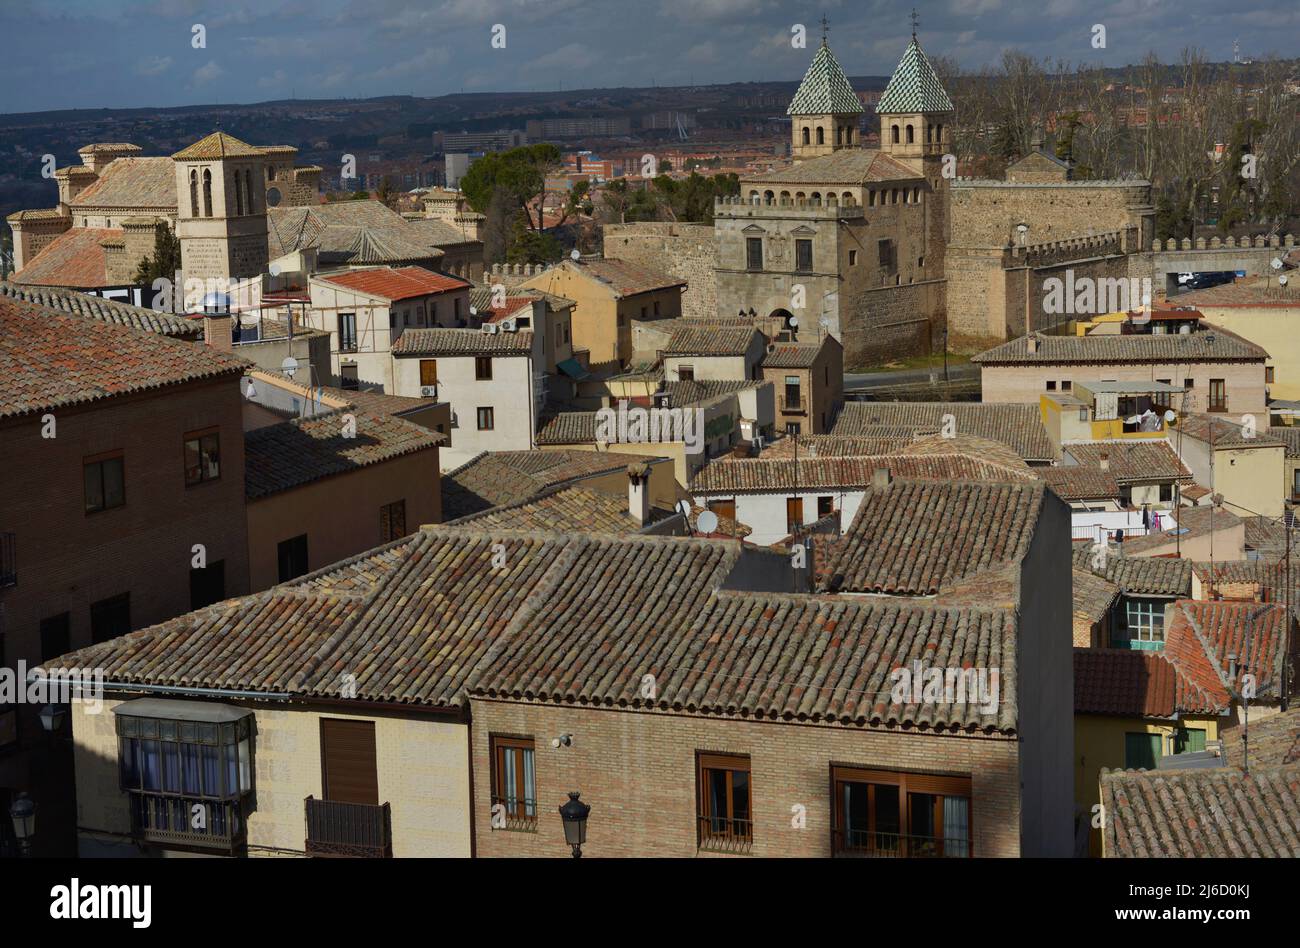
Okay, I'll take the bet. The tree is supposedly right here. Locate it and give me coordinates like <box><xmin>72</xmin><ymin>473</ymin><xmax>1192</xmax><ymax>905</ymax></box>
<box><xmin>133</xmin><ymin>220</ymin><xmax>182</xmax><ymax>285</ymax></box>
<box><xmin>377</xmin><ymin>176</ymin><xmax>398</xmax><ymax>210</ymax></box>
<box><xmin>460</xmin><ymin>143</ymin><xmax>561</xmax><ymax>232</ymax></box>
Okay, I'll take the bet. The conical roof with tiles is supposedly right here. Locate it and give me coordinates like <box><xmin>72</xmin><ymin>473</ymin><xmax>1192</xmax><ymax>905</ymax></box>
<box><xmin>787</xmin><ymin>42</ymin><xmax>863</xmax><ymax>116</ymax></box>
<box><xmin>876</xmin><ymin>36</ymin><xmax>953</xmax><ymax>114</ymax></box>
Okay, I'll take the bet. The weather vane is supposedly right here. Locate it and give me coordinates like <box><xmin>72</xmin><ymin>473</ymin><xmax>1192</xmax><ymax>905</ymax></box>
<box><xmin>910</xmin><ymin>8</ymin><xmax>919</xmax><ymax>39</ymax></box>
<box><xmin>821</xmin><ymin>14</ymin><xmax>829</xmax><ymax>46</ymax></box>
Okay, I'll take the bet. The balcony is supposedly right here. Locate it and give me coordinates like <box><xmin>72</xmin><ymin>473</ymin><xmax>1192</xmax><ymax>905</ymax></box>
<box><xmin>305</xmin><ymin>796</ymin><xmax>392</xmax><ymax>857</ymax></box>
<box><xmin>130</xmin><ymin>793</ymin><xmax>246</xmax><ymax>854</ymax></box>
<box><xmin>0</xmin><ymin>532</ymin><xmax>14</xmax><ymax>588</ymax></box>
<box><xmin>697</xmin><ymin>816</ymin><xmax>753</xmax><ymax>854</ymax></box>
<box><xmin>778</xmin><ymin>394</ymin><xmax>807</xmax><ymax>415</ymax></box>
<box><xmin>832</xmin><ymin>828</ymin><xmax>971</xmax><ymax>858</ymax></box>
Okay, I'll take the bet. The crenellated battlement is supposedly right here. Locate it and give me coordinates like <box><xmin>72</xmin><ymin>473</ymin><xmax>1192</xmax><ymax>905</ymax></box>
<box><xmin>1149</xmin><ymin>234</ymin><xmax>1295</xmax><ymax>252</ymax></box>
<box><xmin>714</xmin><ymin>195</ymin><xmax>864</xmax><ymax>218</ymax></box>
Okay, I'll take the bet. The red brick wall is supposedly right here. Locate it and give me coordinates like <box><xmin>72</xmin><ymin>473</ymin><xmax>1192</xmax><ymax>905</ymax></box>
<box><xmin>0</xmin><ymin>374</ymin><xmax>250</xmax><ymax>666</ymax></box>
<box><xmin>470</xmin><ymin>699</ymin><xmax>1022</xmax><ymax>858</ymax></box>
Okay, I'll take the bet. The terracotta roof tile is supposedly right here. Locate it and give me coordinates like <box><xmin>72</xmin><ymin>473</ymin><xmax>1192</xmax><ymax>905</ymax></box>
<box><xmin>1074</xmin><ymin>648</ymin><xmax>1176</xmax><ymax>717</ymax></box>
<box><xmin>572</xmin><ymin>257</ymin><xmax>685</xmax><ymax>296</ymax></box>
<box><xmin>442</xmin><ymin>449</ymin><xmax>647</xmax><ymax>519</ymax></box>
<box><xmin>662</xmin><ymin>324</ymin><xmax>758</xmax><ymax>356</ymax></box>
<box><xmin>1072</xmin><ymin>545</ymin><xmax>1193</xmax><ymax>596</ymax></box>
<box><xmin>1061</xmin><ymin>441</ymin><xmax>1192</xmax><ymax>483</ymax></box>
<box><xmin>0</xmin><ymin>294</ymin><xmax>245</xmax><ymax>420</ymax></box>
<box><xmin>172</xmin><ymin>131</ymin><xmax>265</xmax><ymax>160</ymax></box>
<box><xmin>68</xmin><ymin>157</ymin><xmax>175</xmax><ymax>210</ymax></box>
<box><xmin>692</xmin><ymin>454</ymin><xmax>1037</xmax><ymax>492</ymax></box>
<box><xmin>317</xmin><ymin>266</ymin><xmax>470</xmax><ymax>301</ymax></box>
<box><xmin>11</xmin><ymin>227</ymin><xmax>119</xmax><ymax>288</ymax></box>
<box><xmin>973</xmin><ymin>328</ymin><xmax>1268</xmax><ymax>364</ymax></box>
<box><xmin>831</xmin><ymin>401</ymin><xmax>1055</xmax><ymax>462</ymax></box>
<box><xmin>449</xmin><ymin>485</ymin><xmax>672</xmax><ymax>533</ymax></box>
<box><xmin>391</xmin><ymin>326</ymin><xmax>532</xmax><ymax>356</ymax></box>
<box><xmin>1220</xmin><ymin>707</ymin><xmax>1300</xmax><ymax>768</ymax></box>
<box><xmin>0</xmin><ymin>282</ymin><xmax>199</xmax><ymax>338</ymax></box>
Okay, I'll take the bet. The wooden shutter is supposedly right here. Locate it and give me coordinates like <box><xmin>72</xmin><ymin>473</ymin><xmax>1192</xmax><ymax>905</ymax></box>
<box><xmin>320</xmin><ymin>719</ymin><xmax>379</xmax><ymax>805</ymax></box>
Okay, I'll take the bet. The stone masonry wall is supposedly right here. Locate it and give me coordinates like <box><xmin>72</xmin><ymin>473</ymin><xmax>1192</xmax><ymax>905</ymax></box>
<box><xmin>603</xmin><ymin>223</ymin><xmax>717</xmax><ymax>320</ymax></box>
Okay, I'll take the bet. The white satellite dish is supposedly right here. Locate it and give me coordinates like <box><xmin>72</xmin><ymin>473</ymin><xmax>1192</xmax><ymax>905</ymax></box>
<box><xmin>675</xmin><ymin>499</ymin><xmax>691</xmax><ymax>517</ymax></box>
<box><xmin>788</xmin><ymin>315</ymin><xmax>799</xmax><ymax>328</ymax></box>
<box><xmin>818</xmin><ymin>315</ymin><xmax>831</xmax><ymax>330</ymax></box>
<box><xmin>570</xmin><ymin>249</ymin><xmax>581</xmax><ymax>260</ymax></box>
<box><xmin>1281</xmin><ymin>275</ymin><xmax>1290</xmax><ymax>286</ymax></box>
<box><xmin>696</xmin><ymin>510</ymin><xmax>719</xmax><ymax>534</ymax></box>
<box><xmin>269</xmin><ymin>262</ymin><xmax>282</xmax><ymax>277</ymax></box>
<box><xmin>1272</xmin><ymin>258</ymin><xmax>1284</xmax><ymax>270</ymax></box>
<box><xmin>1164</xmin><ymin>409</ymin><xmax>1176</xmax><ymax>423</ymax></box>
<box><xmin>469</xmin><ymin>305</ymin><xmax>478</xmax><ymax>316</ymax></box>
<box><xmin>281</xmin><ymin>356</ymin><xmax>299</xmax><ymax>378</ymax></box>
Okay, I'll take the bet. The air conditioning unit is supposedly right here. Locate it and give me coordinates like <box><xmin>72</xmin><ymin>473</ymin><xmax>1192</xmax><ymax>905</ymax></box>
<box><xmin>450</xmin><ymin>412</ymin><xmax>459</xmax><ymax>428</ymax></box>
<box><xmin>420</xmin><ymin>386</ymin><xmax>437</xmax><ymax>397</ymax></box>
<box><xmin>480</xmin><ymin>322</ymin><xmax>497</xmax><ymax>334</ymax></box>
<box><xmin>501</xmin><ymin>319</ymin><xmax>517</xmax><ymax>332</ymax></box>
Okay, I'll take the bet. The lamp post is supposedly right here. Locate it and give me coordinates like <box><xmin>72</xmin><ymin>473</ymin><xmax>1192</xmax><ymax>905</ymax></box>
<box><xmin>9</xmin><ymin>793</ymin><xmax>35</xmax><ymax>858</ymax></box>
<box><xmin>558</xmin><ymin>791</ymin><xmax>590</xmax><ymax>858</ymax></box>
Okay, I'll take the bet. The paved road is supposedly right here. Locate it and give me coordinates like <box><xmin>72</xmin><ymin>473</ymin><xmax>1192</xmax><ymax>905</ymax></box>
<box><xmin>844</xmin><ymin>363</ymin><xmax>980</xmax><ymax>391</ymax></box>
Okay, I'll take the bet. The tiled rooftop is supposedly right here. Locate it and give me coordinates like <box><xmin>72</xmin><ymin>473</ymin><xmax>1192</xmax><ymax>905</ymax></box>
<box><xmin>172</xmin><ymin>131</ymin><xmax>266</xmax><ymax>160</ymax></box>
<box><xmin>876</xmin><ymin>36</ymin><xmax>954</xmax><ymax>114</ymax></box>
<box><xmin>1072</xmin><ymin>567</ymin><xmax>1119</xmax><ymax>627</ymax></box>
<box><xmin>831</xmin><ymin>401</ymin><xmax>1055</xmax><ymax>462</ymax></box>
<box><xmin>761</xmin><ymin>341</ymin><xmax>827</xmax><ymax>368</ymax></box>
<box><xmin>818</xmin><ymin>480</ymin><xmax>1046</xmax><ymax>597</ymax></box>
<box><xmin>270</xmin><ymin>202</ymin><xmax>446</xmax><ymax>266</ymax></box>
<box><xmin>661</xmin><ymin>325</ymin><xmax>757</xmax><ymax>356</ymax></box>
<box><xmin>786</xmin><ymin>41</ymin><xmax>863</xmax><ymax>116</ymax></box>
<box><xmin>0</xmin><ymin>294</ymin><xmax>246</xmax><ymax>420</ymax></box>
<box><xmin>11</xmin><ymin>227</ymin><xmax>120</xmax><ymax>288</ymax></box>
<box><xmin>1041</xmin><ymin>466</ymin><xmax>1121</xmax><ymax>501</ymax></box>
<box><xmin>68</xmin><ymin>156</ymin><xmax>175</xmax><ymax>209</ymax></box>
<box><xmin>1162</xmin><ymin>599</ymin><xmax>1288</xmax><ymax>708</ymax></box>
<box><xmin>1071</xmin><ymin>545</ymin><xmax>1192</xmax><ymax>596</ymax></box>
<box><xmin>244</xmin><ymin>409</ymin><xmax>441</xmax><ymax>500</ymax></box>
<box><xmin>747</xmin><ymin>149</ymin><xmax>920</xmax><ymax>185</ymax></box>
<box><xmin>0</xmin><ymin>282</ymin><xmax>200</xmax><ymax>338</ymax></box>
<box><xmin>391</xmin><ymin>327</ymin><xmax>533</xmax><ymax>356</ymax></box>
<box><xmin>1060</xmin><ymin>441</ymin><xmax>1192</xmax><ymax>484</ymax></box>
<box><xmin>1174</xmin><ymin>413</ymin><xmax>1285</xmax><ymax>447</ymax></box>
<box><xmin>317</xmin><ymin>266</ymin><xmax>470</xmax><ymax>301</ymax></box>
<box><xmin>448</xmin><ymin>485</ymin><xmax>672</xmax><ymax>534</ymax></box>
<box><xmin>1220</xmin><ymin>707</ymin><xmax>1300</xmax><ymax>768</ymax></box>
<box><xmin>692</xmin><ymin>453</ymin><xmax>1037</xmax><ymax>492</ymax></box>
<box><xmin>442</xmin><ymin>449</ymin><xmax>652</xmax><ymax>520</ymax></box>
<box><xmin>572</xmin><ymin>257</ymin><xmax>685</xmax><ymax>297</ymax></box>
<box><xmin>1100</xmin><ymin>765</ymin><xmax>1300</xmax><ymax>857</ymax></box>
<box><xmin>973</xmin><ymin>328</ymin><xmax>1268</xmax><ymax>364</ymax></box>
<box><xmin>1118</xmin><ymin>505</ymin><xmax>1242</xmax><ymax>555</ymax></box>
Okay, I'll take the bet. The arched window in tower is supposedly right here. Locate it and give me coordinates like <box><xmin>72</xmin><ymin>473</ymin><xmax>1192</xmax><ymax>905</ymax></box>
<box><xmin>202</xmin><ymin>169</ymin><xmax>213</xmax><ymax>218</ymax></box>
<box><xmin>810</xmin><ymin>192</ymin><xmax>821</xmax><ymax>206</ymax></box>
<box><xmin>842</xmin><ymin>191</ymin><xmax>854</xmax><ymax>206</ymax></box>
<box><xmin>906</xmin><ymin>125</ymin><xmax>915</xmax><ymax>144</ymax></box>
<box><xmin>764</xmin><ymin>190</ymin><xmax>774</xmax><ymax>203</ymax></box>
<box><xmin>245</xmin><ymin>169</ymin><xmax>254</xmax><ymax>213</ymax></box>
<box><xmin>891</xmin><ymin>125</ymin><xmax>900</xmax><ymax>144</ymax></box>
<box><xmin>189</xmin><ymin>170</ymin><xmax>198</xmax><ymax>218</ymax></box>
<box><xmin>927</xmin><ymin>125</ymin><xmax>933</xmax><ymax>143</ymax></box>
<box><xmin>936</xmin><ymin>123</ymin><xmax>944</xmax><ymax>142</ymax></box>
<box><xmin>826</xmin><ymin>193</ymin><xmax>837</xmax><ymax>207</ymax></box>
<box><xmin>234</xmin><ymin>170</ymin><xmax>244</xmax><ymax>216</ymax></box>
<box><xmin>816</xmin><ymin>127</ymin><xmax>824</xmax><ymax>145</ymax></box>
<box><xmin>802</xmin><ymin>127</ymin><xmax>810</xmax><ymax>145</ymax></box>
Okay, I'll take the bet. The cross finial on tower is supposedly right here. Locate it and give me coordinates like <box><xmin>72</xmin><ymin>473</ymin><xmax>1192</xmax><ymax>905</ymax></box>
<box><xmin>910</xmin><ymin>8</ymin><xmax>919</xmax><ymax>39</ymax></box>
<box><xmin>820</xmin><ymin>14</ymin><xmax>829</xmax><ymax>46</ymax></box>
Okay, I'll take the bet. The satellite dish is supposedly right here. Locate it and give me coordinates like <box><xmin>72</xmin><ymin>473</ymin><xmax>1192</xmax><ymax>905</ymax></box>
<box><xmin>675</xmin><ymin>499</ymin><xmax>691</xmax><ymax>517</ymax></box>
<box><xmin>281</xmin><ymin>356</ymin><xmax>299</xmax><ymax>378</ymax></box>
<box><xmin>269</xmin><ymin>262</ymin><xmax>282</xmax><ymax>277</ymax></box>
<box><xmin>1272</xmin><ymin>258</ymin><xmax>1284</xmax><ymax>270</ymax></box>
<box><xmin>818</xmin><ymin>315</ymin><xmax>831</xmax><ymax>330</ymax></box>
<box><xmin>469</xmin><ymin>305</ymin><xmax>478</xmax><ymax>316</ymax></box>
<box><xmin>696</xmin><ymin>510</ymin><xmax>719</xmax><ymax>534</ymax></box>
<box><xmin>1281</xmin><ymin>275</ymin><xmax>1290</xmax><ymax>286</ymax></box>
<box><xmin>1164</xmin><ymin>409</ymin><xmax>1176</xmax><ymax>423</ymax></box>
<box><xmin>570</xmin><ymin>249</ymin><xmax>581</xmax><ymax>260</ymax></box>
<box><xmin>788</xmin><ymin>315</ymin><xmax>799</xmax><ymax>328</ymax></box>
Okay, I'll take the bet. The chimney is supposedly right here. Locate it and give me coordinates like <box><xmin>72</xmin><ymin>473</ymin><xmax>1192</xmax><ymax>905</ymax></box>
<box><xmin>1026</xmin><ymin>334</ymin><xmax>1038</xmax><ymax>354</ymax></box>
<box><xmin>204</xmin><ymin>313</ymin><xmax>233</xmax><ymax>352</ymax></box>
<box><xmin>1099</xmin><ymin>451</ymin><xmax>1110</xmax><ymax>471</ymax></box>
<box><xmin>872</xmin><ymin>467</ymin><xmax>892</xmax><ymax>490</ymax></box>
<box><xmin>627</xmin><ymin>462</ymin><xmax>651</xmax><ymax>526</ymax></box>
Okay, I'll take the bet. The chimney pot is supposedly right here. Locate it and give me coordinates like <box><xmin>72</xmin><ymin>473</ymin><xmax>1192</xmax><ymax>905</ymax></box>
<box><xmin>872</xmin><ymin>467</ymin><xmax>891</xmax><ymax>489</ymax></box>
<box><xmin>1099</xmin><ymin>452</ymin><xmax>1110</xmax><ymax>471</ymax></box>
<box><xmin>627</xmin><ymin>462</ymin><xmax>651</xmax><ymax>526</ymax></box>
<box><xmin>1027</xmin><ymin>334</ymin><xmax>1038</xmax><ymax>354</ymax></box>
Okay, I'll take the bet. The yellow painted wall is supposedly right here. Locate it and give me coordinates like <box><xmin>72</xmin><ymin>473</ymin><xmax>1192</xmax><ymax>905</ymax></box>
<box><xmin>1074</xmin><ymin>712</ymin><xmax>1219</xmax><ymax>857</ymax></box>
<box><xmin>71</xmin><ymin>697</ymin><xmax>473</xmax><ymax>858</ymax></box>
<box><xmin>1194</xmin><ymin>304</ymin><xmax>1300</xmax><ymax>401</ymax></box>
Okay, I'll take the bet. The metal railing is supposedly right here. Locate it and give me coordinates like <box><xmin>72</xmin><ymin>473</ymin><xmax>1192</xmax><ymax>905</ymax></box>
<box><xmin>697</xmin><ymin>815</ymin><xmax>753</xmax><ymax>854</ymax></box>
<box><xmin>130</xmin><ymin>793</ymin><xmax>244</xmax><ymax>852</ymax></box>
<box><xmin>832</xmin><ymin>827</ymin><xmax>971</xmax><ymax>858</ymax></box>
<box><xmin>779</xmin><ymin>394</ymin><xmax>806</xmax><ymax>414</ymax></box>
<box><xmin>489</xmin><ymin>796</ymin><xmax>538</xmax><ymax>832</ymax></box>
<box><xmin>305</xmin><ymin>796</ymin><xmax>393</xmax><ymax>857</ymax></box>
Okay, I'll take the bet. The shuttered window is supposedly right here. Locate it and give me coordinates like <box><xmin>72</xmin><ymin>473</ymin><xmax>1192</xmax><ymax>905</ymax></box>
<box><xmin>320</xmin><ymin>719</ymin><xmax>379</xmax><ymax>805</ymax></box>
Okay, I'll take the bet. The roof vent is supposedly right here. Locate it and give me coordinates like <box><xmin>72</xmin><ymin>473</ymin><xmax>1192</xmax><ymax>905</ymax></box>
<box><xmin>872</xmin><ymin>467</ymin><xmax>892</xmax><ymax>489</ymax></box>
<box><xmin>1026</xmin><ymin>334</ymin><xmax>1038</xmax><ymax>354</ymax></box>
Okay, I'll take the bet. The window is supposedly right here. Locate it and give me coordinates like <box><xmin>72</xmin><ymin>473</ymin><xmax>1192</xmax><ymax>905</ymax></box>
<box><xmin>340</xmin><ymin>364</ymin><xmax>359</xmax><ymax>391</ymax></box>
<box><xmin>795</xmin><ymin>239</ymin><xmax>813</xmax><ymax>273</ymax></box>
<box><xmin>877</xmin><ymin>239</ymin><xmax>896</xmax><ymax>274</ymax></box>
<box><xmin>476</xmin><ymin>407</ymin><xmax>495</xmax><ymax>431</ymax></box>
<box><xmin>189</xmin><ymin>561</ymin><xmax>225</xmax><ymax>610</ymax></box>
<box><xmin>891</xmin><ymin>125</ymin><xmax>900</xmax><ymax>144</ymax></box>
<box><xmin>786</xmin><ymin>421</ymin><xmax>801</xmax><ymax>435</ymax></box>
<box><xmin>1124</xmin><ymin>732</ymin><xmax>1162</xmax><ymax>770</ymax></box>
<box><xmin>380</xmin><ymin>500</ymin><xmax>407</xmax><ymax>543</ymax></box>
<box><xmin>817</xmin><ymin>496</ymin><xmax>834</xmax><ymax>518</ymax></box>
<box><xmin>697</xmin><ymin>752</ymin><xmax>751</xmax><ymax>852</ymax></box>
<box><xmin>816</xmin><ymin>127</ymin><xmax>825</xmax><ymax>145</ymax></box>
<box><xmin>420</xmin><ymin>360</ymin><xmax>438</xmax><ymax>386</ymax></box>
<box><xmin>906</xmin><ymin>124</ymin><xmax>915</xmax><ymax>144</ymax></box>
<box><xmin>708</xmin><ymin>499</ymin><xmax>736</xmax><ymax>521</ymax></box>
<box><xmin>677</xmin><ymin>365</ymin><xmax>695</xmax><ymax>382</ymax></box>
<box><xmin>233</xmin><ymin>170</ymin><xmax>244</xmax><ymax>216</ymax></box>
<box><xmin>202</xmin><ymin>169</ymin><xmax>213</xmax><ymax>217</ymax></box>
<box><xmin>1061</xmin><ymin>381</ymin><xmax>1072</xmax><ymax>391</ymax></box>
<box><xmin>490</xmin><ymin>736</ymin><xmax>537</xmax><ymax>830</ymax></box>
<box><xmin>801</xmin><ymin>127</ymin><xmax>810</xmax><ymax>146</ymax></box>
<box><xmin>1266</xmin><ymin>367</ymin><xmax>1275</xmax><ymax>384</ymax></box>
<box><xmin>746</xmin><ymin>237</ymin><xmax>763</xmax><ymax>271</ymax></box>
<box><xmin>1078</xmin><ymin>407</ymin><xmax>1089</xmax><ymax>422</ymax></box>
<box><xmin>1174</xmin><ymin>728</ymin><xmax>1206</xmax><ymax>755</ymax></box>
<box><xmin>338</xmin><ymin>313</ymin><xmax>358</xmax><ymax>352</ymax></box>
<box><xmin>1159</xmin><ymin>483</ymin><xmax>1174</xmax><ymax>503</ymax></box>
<box><xmin>654</xmin><ymin>301</ymin><xmax>661</xmax><ymax>317</ymax></box>
<box><xmin>117</xmin><ymin>708</ymin><xmax>254</xmax><ymax>849</ymax></box>
<box><xmin>39</xmin><ymin>613</ymin><xmax>71</xmax><ymax>662</ymax></box>
<box><xmin>848</xmin><ymin>250</ymin><xmax>858</xmax><ymax>266</ymax></box>
<box><xmin>475</xmin><ymin>356</ymin><xmax>493</xmax><ymax>380</ymax></box>
<box><xmin>189</xmin><ymin>170</ymin><xmax>198</xmax><ymax>217</ymax></box>
<box><xmin>84</xmin><ymin>453</ymin><xmax>125</xmax><ymax>513</ymax></box>
<box><xmin>184</xmin><ymin>431</ymin><xmax>221</xmax><ymax>486</ymax></box>
<box><xmin>1208</xmin><ymin>378</ymin><xmax>1226</xmax><ymax>412</ymax></box>
<box><xmin>786</xmin><ymin>496</ymin><xmax>804</xmax><ymax>532</ymax></box>
<box><xmin>1046</xmin><ymin>381</ymin><xmax>1057</xmax><ymax>391</ymax></box>
<box><xmin>784</xmin><ymin>375</ymin><xmax>802</xmax><ymax>409</ymax></box>
<box><xmin>832</xmin><ymin>766</ymin><xmax>972</xmax><ymax>857</ymax></box>
<box><xmin>277</xmin><ymin>534</ymin><xmax>309</xmax><ymax>583</ymax></box>
<box><xmin>90</xmin><ymin>593</ymin><xmax>130</xmax><ymax>644</ymax></box>
<box><xmin>1119</xmin><ymin>598</ymin><xmax>1165</xmax><ymax>648</ymax></box>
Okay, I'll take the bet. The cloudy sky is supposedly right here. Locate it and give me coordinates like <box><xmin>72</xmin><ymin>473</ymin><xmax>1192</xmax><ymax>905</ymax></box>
<box><xmin>2</xmin><ymin>0</ymin><xmax>1295</xmax><ymax>114</ymax></box>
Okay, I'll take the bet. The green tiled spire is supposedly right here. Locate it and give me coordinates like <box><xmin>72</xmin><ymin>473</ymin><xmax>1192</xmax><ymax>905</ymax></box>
<box><xmin>787</xmin><ymin>42</ymin><xmax>864</xmax><ymax>116</ymax></box>
<box><xmin>876</xmin><ymin>36</ymin><xmax>954</xmax><ymax>114</ymax></box>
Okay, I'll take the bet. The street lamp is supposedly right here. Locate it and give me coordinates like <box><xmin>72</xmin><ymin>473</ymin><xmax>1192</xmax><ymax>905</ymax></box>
<box><xmin>9</xmin><ymin>793</ymin><xmax>35</xmax><ymax>857</ymax></box>
<box><xmin>558</xmin><ymin>791</ymin><xmax>590</xmax><ymax>859</ymax></box>
<box><xmin>38</xmin><ymin>703</ymin><xmax>66</xmax><ymax>735</ymax></box>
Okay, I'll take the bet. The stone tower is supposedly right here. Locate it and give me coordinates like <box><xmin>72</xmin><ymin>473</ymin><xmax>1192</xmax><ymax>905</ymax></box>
<box><xmin>787</xmin><ymin>36</ymin><xmax>863</xmax><ymax>162</ymax></box>
<box><xmin>172</xmin><ymin>132</ymin><xmax>270</xmax><ymax>300</ymax></box>
<box><xmin>876</xmin><ymin>32</ymin><xmax>954</xmax><ymax>181</ymax></box>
